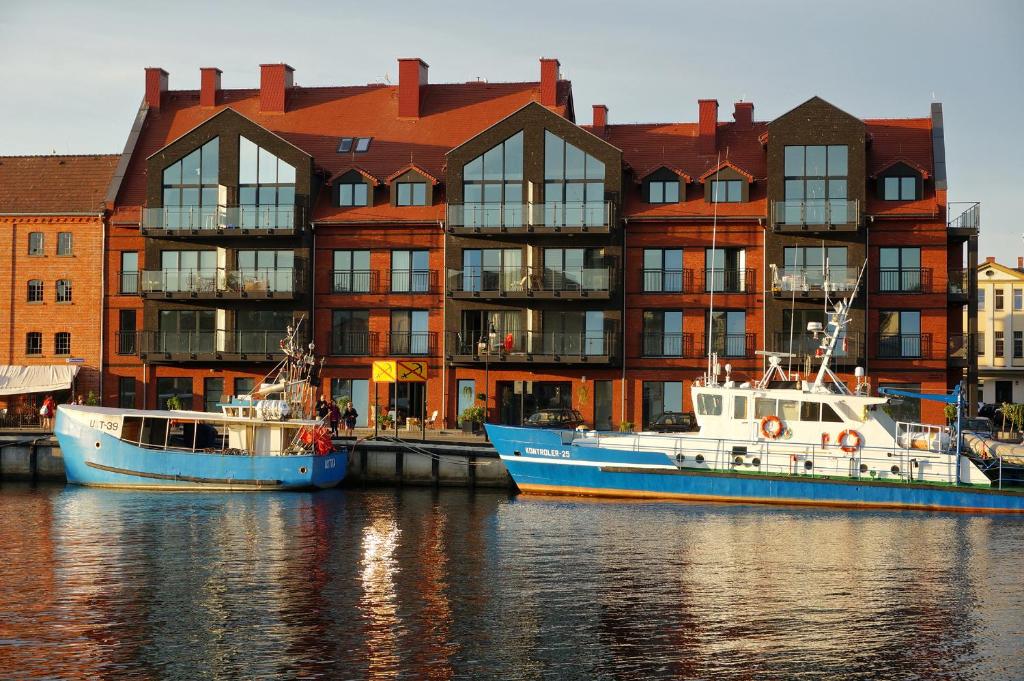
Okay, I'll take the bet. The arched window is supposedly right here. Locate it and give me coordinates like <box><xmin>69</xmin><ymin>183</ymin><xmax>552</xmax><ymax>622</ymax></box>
<box><xmin>27</xmin><ymin>279</ymin><xmax>43</xmax><ymax>302</ymax></box>
<box><xmin>462</xmin><ymin>131</ymin><xmax>523</xmax><ymax>227</ymax></box>
<box><xmin>56</xmin><ymin>279</ymin><xmax>72</xmax><ymax>303</ymax></box>
<box><xmin>544</xmin><ymin>131</ymin><xmax>605</xmax><ymax>227</ymax></box>
<box><xmin>239</xmin><ymin>137</ymin><xmax>296</xmax><ymax>228</ymax></box>
<box><xmin>162</xmin><ymin>137</ymin><xmax>219</xmax><ymax>229</ymax></box>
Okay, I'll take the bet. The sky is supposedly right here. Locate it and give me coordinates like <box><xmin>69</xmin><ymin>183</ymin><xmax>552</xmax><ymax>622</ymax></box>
<box><xmin>0</xmin><ymin>0</ymin><xmax>1020</xmax><ymax>260</ymax></box>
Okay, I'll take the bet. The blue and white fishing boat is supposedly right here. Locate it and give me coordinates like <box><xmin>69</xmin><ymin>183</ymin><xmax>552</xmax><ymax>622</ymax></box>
<box><xmin>55</xmin><ymin>321</ymin><xmax>346</xmax><ymax>491</ymax></box>
<box><xmin>487</xmin><ymin>267</ymin><xmax>1024</xmax><ymax>514</ymax></box>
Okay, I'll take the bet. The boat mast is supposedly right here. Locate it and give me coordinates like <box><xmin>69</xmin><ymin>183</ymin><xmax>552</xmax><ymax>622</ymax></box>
<box><xmin>810</xmin><ymin>261</ymin><xmax>866</xmax><ymax>392</ymax></box>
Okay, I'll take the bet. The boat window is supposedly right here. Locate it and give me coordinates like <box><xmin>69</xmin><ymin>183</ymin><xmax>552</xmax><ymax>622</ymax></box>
<box><xmin>733</xmin><ymin>396</ymin><xmax>747</xmax><ymax>420</ymax></box>
<box><xmin>141</xmin><ymin>418</ymin><xmax>169</xmax><ymax>448</ymax></box>
<box><xmin>755</xmin><ymin>398</ymin><xmax>777</xmax><ymax>418</ymax></box>
<box><xmin>779</xmin><ymin>400</ymin><xmax>800</xmax><ymax>421</ymax></box>
<box><xmin>800</xmin><ymin>402</ymin><xmax>821</xmax><ymax>421</ymax></box>
<box><xmin>696</xmin><ymin>393</ymin><xmax>723</xmax><ymax>416</ymax></box>
<box><xmin>821</xmin><ymin>403</ymin><xmax>843</xmax><ymax>423</ymax></box>
<box><xmin>121</xmin><ymin>416</ymin><xmax>142</xmax><ymax>443</ymax></box>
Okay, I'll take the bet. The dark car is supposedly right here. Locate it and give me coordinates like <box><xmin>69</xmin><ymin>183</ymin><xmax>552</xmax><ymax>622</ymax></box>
<box><xmin>649</xmin><ymin>411</ymin><xmax>697</xmax><ymax>433</ymax></box>
<box><xmin>523</xmin><ymin>408</ymin><xmax>585</xmax><ymax>429</ymax></box>
<box><xmin>962</xmin><ymin>416</ymin><xmax>994</xmax><ymax>437</ymax></box>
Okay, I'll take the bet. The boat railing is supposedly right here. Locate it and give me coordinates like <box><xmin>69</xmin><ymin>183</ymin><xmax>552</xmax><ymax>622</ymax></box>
<box><xmin>574</xmin><ymin>429</ymin><xmax>961</xmax><ymax>485</ymax></box>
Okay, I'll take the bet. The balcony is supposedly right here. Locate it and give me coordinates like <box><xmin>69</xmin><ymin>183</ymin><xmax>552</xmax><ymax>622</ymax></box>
<box><xmin>771</xmin><ymin>199</ymin><xmax>860</xmax><ymax>232</ymax></box>
<box><xmin>118</xmin><ymin>271</ymin><xmax>140</xmax><ymax>295</ymax></box>
<box><xmin>640</xmin><ymin>268</ymin><xmax>691</xmax><ymax>294</ymax></box>
<box><xmin>141</xmin><ymin>204</ymin><xmax>305</xmax><ymax>237</ymax></box>
<box><xmin>701</xmin><ymin>333</ymin><xmax>756</xmax><ymax>358</ymax></box>
<box><xmin>876</xmin><ymin>333</ymin><xmax>932</xmax><ymax>360</ymax></box>
<box><xmin>640</xmin><ymin>332</ymin><xmax>696</xmax><ymax>358</ymax></box>
<box><xmin>771</xmin><ymin>266</ymin><xmax>859</xmax><ymax>298</ymax></box>
<box><xmin>947</xmin><ymin>202</ymin><xmax>980</xmax><ymax>237</ymax></box>
<box><xmin>701</xmin><ymin>268</ymin><xmax>756</xmax><ymax>294</ymax></box>
<box><xmin>137</xmin><ymin>329</ymin><xmax>306</xmax><ymax>363</ymax></box>
<box><xmin>947</xmin><ymin>270</ymin><xmax>968</xmax><ymax>302</ymax></box>
<box><xmin>446</xmin><ymin>201</ymin><xmax>614</xmax><ymax>235</ymax></box>
<box><xmin>116</xmin><ymin>330</ymin><xmax>138</xmax><ymax>355</ymax></box>
<box><xmin>876</xmin><ymin>268</ymin><xmax>930</xmax><ymax>294</ymax></box>
<box><xmin>769</xmin><ymin>332</ymin><xmax>864</xmax><ymax>368</ymax></box>
<box><xmin>447</xmin><ymin>266</ymin><xmax>612</xmax><ymax>300</ymax></box>
<box><xmin>948</xmin><ymin>333</ymin><xmax>973</xmax><ymax>368</ymax></box>
<box><xmin>388</xmin><ymin>331</ymin><xmax>438</xmax><ymax>356</ymax></box>
<box><xmin>639</xmin><ymin>269</ymin><xmax>754</xmax><ymax>294</ymax></box>
<box><xmin>331</xmin><ymin>331</ymin><xmax>378</xmax><ymax>357</ymax></box>
<box><xmin>385</xmin><ymin>270</ymin><xmax>439</xmax><ymax>295</ymax></box>
<box><xmin>139</xmin><ymin>268</ymin><xmax>302</xmax><ymax>300</ymax></box>
<box><xmin>446</xmin><ymin>330</ymin><xmax>618</xmax><ymax>364</ymax></box>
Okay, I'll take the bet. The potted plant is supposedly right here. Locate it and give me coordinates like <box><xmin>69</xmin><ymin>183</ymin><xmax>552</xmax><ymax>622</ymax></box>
<box><xmin>460</xmin><ymin>406</ymin><xmax>486</xmax><ymax>434</ymax></box>
<box><xmin>618</xmin><ymin>420</ymin><xmax>634</xmax><ymax>433</ymax></box>
<box><xmin>943</xmin><ymin>403</ymin><xmax>957</xmax><ymax>425</ymax></box>
<box><xmin>377</xmin><ymin>410</ymin><xmax>394</xmax><ymax>430</ymax></box>
<box><xmin>998</xmin><ymin>403</ymin><xmax>1024</xmax><ymax>442</ymax></box>
<box><xmin>166</xmin><ymin>394</ymin><xmax>183</xmax><ymax>410</ymax></box>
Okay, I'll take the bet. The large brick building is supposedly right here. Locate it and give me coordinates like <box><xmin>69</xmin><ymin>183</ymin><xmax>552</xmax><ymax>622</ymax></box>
<box><xmin>96</xmin><ymin>57</ymin><xmax>977</xmax><ymax>426</ymax></box>
<box><xmin>0</xmin><ymin>154</ymin><xmax>118</xmax><ymax>417</ymax></box>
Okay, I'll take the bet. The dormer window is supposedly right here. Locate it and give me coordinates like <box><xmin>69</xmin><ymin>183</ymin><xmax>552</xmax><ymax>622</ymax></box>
<box><xmin>339</xmin><ymin>182</ymin><xmax>369</xmax><ymax>207</ymax></box>
<box><xmin>649</xmin><ymin>180</ymin><xmax>679</xmax><ymax>204</ymax></box>
<box><xmin>397</xmin><ymin>182</ymin><xmax>427</xmax><ymax>206</ymax></box>
<box><xmin>883</xmin><ymin>176</ymin><xmax>918</xmax><ymax>201</ymax></box>
<box><xmin>711</xmin><ymin>179</ymin><xmax>742</xmax><ymax>203</ymax></box>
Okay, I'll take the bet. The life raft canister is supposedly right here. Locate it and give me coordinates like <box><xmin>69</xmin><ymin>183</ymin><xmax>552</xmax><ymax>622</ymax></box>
<box><xmin>760</xmin><ymin>415</ymin><xmax>784</xmax><ymax>439</ymax></box>
<box><xmin>837</xmin><ymin>429</ymin><xmax>863</xmax><ymax>454</ymax></box>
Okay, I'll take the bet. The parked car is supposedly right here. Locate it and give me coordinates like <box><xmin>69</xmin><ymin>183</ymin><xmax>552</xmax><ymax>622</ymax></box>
<box><xmin>962</xmin><ymin>416</ymin><xmax>994</xmax><ymax>437</ymax></box>
<box><xmin>523</xmin><ymin>408</ymin><xmax>585</xmax><ymax>429</ymax></box>
<box><xmin>649</xmin><ymin>411</ymin><xmax>698</xmax><ymax>433</ymax></box>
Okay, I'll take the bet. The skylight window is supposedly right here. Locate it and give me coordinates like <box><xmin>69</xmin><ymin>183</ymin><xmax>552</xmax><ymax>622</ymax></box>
<box><xmin>337</xmin><ymin>138</ymin><xmax>353</xmax><ymax>153</ymax></box>
<box><xmin>354</xmin><ymin>137</ymin><xmax>371</xmax><ymax>152</ymax></box>
<box><xmin>337</xmin><ymin>137</ymin><xmax>372</xmax><ymax>154</ymax></box>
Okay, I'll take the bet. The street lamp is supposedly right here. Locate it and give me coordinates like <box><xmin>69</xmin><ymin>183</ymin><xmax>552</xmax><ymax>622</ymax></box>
<box><xmin>478</xmin><ymin>323</ymin><xmax>497</xmax><ymax>429</ymax></box>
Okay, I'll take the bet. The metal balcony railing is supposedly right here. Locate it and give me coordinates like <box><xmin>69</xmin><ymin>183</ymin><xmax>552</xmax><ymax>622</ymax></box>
<box><xmin>877</xmin><ymin>333</ymin><xmax>931</xmax><ymax>359</ymax></box>
<box><xmin>331</xmin><ymin>331</ymin><xmax>375</xmax><ymax>356</ymax></box>
<box><xmin>947</xmin><ymin>202</ymin><xmax>980</xmax><ymax>232</ymax></box>
<box><xmin>138</xmin><ymin>330</ymin><xmax>306</xmax><ymax>357</ymax></box>
<box><xmin>387</xmin><ymin>269</ymin><xmax>438</xmax><ymax>294</ymax></box>
<box><xmin>877</xmin><ymin>268</ymin><xmax>929</xmax><ymax>293</ymax></box>
<box><xmin>447</xmin><ymin>330</ymin><xmax>618</xmax><ymax>359</ymax></box>
<box><xmin>702</xmin><ymin>268</ymin><xmax>756</xmax><ymax>293</ymax></box>
<box><xmin>447</xmin><ymin>266</ymin><xmax>612</xmax><ymax>295</ymax></box>
<box><xmin>640</xmin><ymin>268</ymin><xmax>689</xmax><ymax>293</ymax></box>
<box><xmin>446</xmin><ymin>201</ymin><xmax>614</xmax><ymax>230</ymax></box>
<box><xmin>701</xmin><ymin>333</ymin><xmax>756</xmax><ymax>358</ymax></box>
<box><xmin>771</xmin><ymin>199</ymin><xmax>859</xmax><ymax>228</ymax></box>
<box><xmin>118</xmin><ymin>271</ymin><xmax>140</xmax><ymax>295</ymax></box>
<box><xmin>948</xmin><ymin>270</ymin><xmax>968</xmax><ymax>295</ymax></box>
<box><xmin>140</xmin><ymin>268</ymin><xmax>300</xmax><ymax>295</ymax></box>
<box><xmin>772</xmin><ymin>266</ymin><xmax>859</xmax><ymax>294</ymax></box>
<box><xmin>331</xmin><ymin>270</ymin><xmax>376</xmax><ymax>294</ymax></box>
<box><xmin>770</xmin><ymin>332</ymin><xmax>864</xmax><ymax>365</ymax></box>
<box><xmin>142</xmin><ymin>204</ymin><xmax>304</xmax><ymax>231</ymax></box>
<box><xmin>948</xmin><ymin>334</ymin><xmax>972</xmax><ymax>363</ymax></box>
<box><xmin>641</xmin><ymin>332</ymin><xmax>694</xmax><ymax>358</ymax></box>
<box><xmin>116</xmin><ymin>330</ymin><xmax>138</xmax><ymax>355</ymax></box>
<box><xmin>388</xmin><ymin>331</ymin><xmax>437</xmax><ymax>356</ymax></box>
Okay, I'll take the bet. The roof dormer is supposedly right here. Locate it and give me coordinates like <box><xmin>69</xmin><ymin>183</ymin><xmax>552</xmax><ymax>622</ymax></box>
<box><xmin>638</xmin><ymin>166</ymin><xmax>691</xmax><ymax>204</ymax></box>
<box><xmin>872</xmin><ymin>159</ymin><xmax>928</xmax><ymax>201</ymax></box>
<box><xmin>385</xmin><ymin>164</ymin><xmax>439</xmax><ymax>207</ymax></box>
<box><xmin>330</xmin><ymin>167</ymin><xmax>379</xmax><ymax>207</ymax></box>
<box><xmin>699</xmin><ymin>160</ymin><xmax>754</xmax><ymax>203</ymax></box>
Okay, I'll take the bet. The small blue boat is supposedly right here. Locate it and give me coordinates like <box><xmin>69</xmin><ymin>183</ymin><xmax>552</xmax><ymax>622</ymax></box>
<box><xmin>54</xmin><ymin>319</ymin><xmax>346</xmax><ymax>491</ymax></box>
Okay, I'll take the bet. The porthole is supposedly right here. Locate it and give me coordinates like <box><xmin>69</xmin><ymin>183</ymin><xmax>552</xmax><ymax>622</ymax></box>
<box><xmin>804</xmin><ymin>460</ymin><xmax>813</xmax><ymax>470</ymax></box>
<box><xmin>733</xmin><ymin>455</ymin><xmax>744</xmax><ymax>465</ymax></box>
<box><xmin>299</xmin><ymin>466</ymin><xmax>308</xmax><ymax>474</ymax></box>
<box><xmin>675</xmin><ymin>453</ymin><xmax>685</xmax><ymax>463</ymax></box>
<box><xmin>751</xmin><ymin>457</ymin><xmax>761</xmax><ymax>467</ymax></box>
<box><xmin>890</xmin><ymin>465</ymin><xmax>900</xmax><ymax>475</ymax></box>
<box><xmin>695</xmin><ymin>454</ymin><xmax>705</xmax><ymax>464</ymax></box>
<box><xmin>859</xmin><ymin>463</ymin><xmax>868</xmax><ymax>473</ymax></box>
<box><xmin>94</xmin><ymin>441</ymin><xmax>101</xmax><ymax>449</ymax></box>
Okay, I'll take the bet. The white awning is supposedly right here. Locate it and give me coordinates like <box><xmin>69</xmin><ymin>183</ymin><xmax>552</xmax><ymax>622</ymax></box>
<box><xmin>0</xmin><ymin>365</ymin><xmax>80</xmax><ymax>396</ymax></box>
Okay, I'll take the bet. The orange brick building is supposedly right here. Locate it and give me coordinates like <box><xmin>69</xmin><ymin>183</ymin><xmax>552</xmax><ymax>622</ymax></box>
<box><xmin>0</xmin><ymin>154</ymin><xmax>118</xmax><ymax>418</ymax></box>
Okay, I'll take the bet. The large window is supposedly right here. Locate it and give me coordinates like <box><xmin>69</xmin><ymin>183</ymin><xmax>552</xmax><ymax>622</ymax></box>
<box><xmin>235</xmin><ymin>310</ymin><xmax>295</xmax><ymax>353</ymax></box>
<box><xmin>883</xmin><ymin>176</ymin><xmax>918</xmax><ymax>201</ymax></box>
<box><xmin>1015</xmin><ymin>331</ymin><xmax>1023</xmax><ymax>358</ymax></box>
<box><xmin>879</xmin><ymin>310</ymin><xmax>922</xmax><ymax>358</ymax></box>
<box><xmin>158</xmin><ymin>310</ymin><xmax>215</xmax><ymax>353</ymax></box>
<box><xmin>642</xmin><ymin>381</ymin><xmax>683</xmax><ymax>429</ymax></box>
<box><xmin>234</xmin><ymin>378</ymin><xmax>255</xmax><ymax>397</ymax></box>
<box><xmin>27</xmin><ymin>279</ymin><xmax>43</xmax><ymax>302</ymax></box>
<box><xmin>118</xmin><ymin>309</ymin><xmax>136</xmax><ymax>355</ymax></box>
<box><xmin>239</xmin><ymin>136</ymin><xmax>296</xmax><ymax>228</ymax></box>
<box><xmin>541</xmin><ymin>310</ymin><xmax>606</xmax><ymax>355</ymax></box>
<box><xmin>396</xmin><ymin>182</ymin><xmax>427</xmax><ymax>206</ymax></box>
<box><xmin>118</xmin><ymin>377</ymin><xmax>136</xmax><ymax>409</ymax></box>
<box><xmin>54</xmin><ymin>332</ymin><xmax>70</xmax><ymax>356</ymax></box>
<box><xmin>463</xmin><ymin>131</ymin><xmax>523</xmax><ymax>227</ymax></box>
<box><xmin>461</xmin><ymin>248</ymin><xmax>522</xmax><ymax>292</ymax></box>
<box><xmin>458</xmin><ymin>310</ymin><xmax>524</xmax><ymax>354</ymax></box>
<box><xmin>331</xmin><ymin>378</ymin><xmax>369</xmax><ymax>427</ymax></box>
<box><xmin>26</xmin><ymin>332</ymin><xmax>42</xmax><ymax>356</ymax></box>
<box><xmin>643</xmin><ymin>249</ymin><xmax>683</xmax><ymax>292</ymax></box>
<box><xmin>57</xmin><ymin>232</ymin><xmax>73</xmax><ymax>256</ymax></box>
<box><xmin>1015</xmin><ymin>289</ymin><xmax>1023</xmax><ymax>311</ymax></box>
<box><xmin>332</xmin><ymin>310</ymin><xmax>370</xmax><ymax>355</ymax></box>
<box><xmin>643</xmin><ymin>310</ymin><xmax>684</xmax><ymax>357</ymax></box>
<box><xmin>162</xmin><ymin>137</ymin><xmax>219</xmax><ymax>229</ymax></box>
<box><xmin>648</xmin><ymin>180</ymin><xmax>680</xmax><ymax>204</ymax></box>
<box><xmin>204</xmin><ymin>378</ymin><xmax>224</xmax><ymax>413</ymax></box>
<box><xmin>339</xmin><ymin>180</ymin><xmax>369</xmax><ymax>207</ymax></box>
<box><xmin>705</xmin><ymin>248</ymin><xmax>746</xmax><ymax>292</ymax></box>
<box><xmin>390</xmin><ymin>310</ymin><xmax>429</xmax><ymax>355</ymax></box>
<box><xmin>543</xmin><ymin>248</ymin><xmax>607</xmax><ymax>291</ymax></box>
<box><xmin>237</xmin><ymin>250</ymin><xmax>295</xmax><ymax>292</ymax></box>
<box><xmin>995</xmin><ymin>331</ymin><xmax>1005</xmax><ymax>358</ymax></box>
<box><xmin>154</xmin><ymin>250</ymin><xmax>217</xmax><ymax>293</ymax></box>
<box><xmin>879</xmin><ymin>247</ymin><xmax>921</xmax><ymax>292</ymax></box>
<box><xmin>783</xmin><ymin>246</ymin><xmax>849</xmax><ymax>289</ymax></box>
<box><xmin>995</xmin><ymin>288</ymin><xmax>1005</xmax><ymax>311</ymax></box>
<box><xmin>120</xmin><ymin>252</ymin><xmax>139</xmax><ymax>294</ymax></box>
<box><xmin>783</xmin><ymin>145</ymin><xmax>848</xmax><ymax>224</ymax></box>
<box><xmin>391</xmin><ymin>250</ymin><xmax>430</xmax><ymax>292</ymax></box>
<box><xmin>706</xmin><ymin>310</ymin><xmax>747</xmax><ymax>357</ymax></box>
<box><xmin>333</xmin><ymin>250</ymin><xmax>371</xmax><ymax>293</ymax></box>
<box><xmin>710</xmin><ymin>179</ymin><xmax>742</xmax><ymax>203</ymax></box>
<box><xmin>156</xmin><ymin>377</ymin><xmax>194</xmax><ymax>411</ymax></box>
<box><xmin>544</xmin><ymin>131</ymin><xmax>605</xmax><ymax>227</ymax></box>
<box><xmin>28</xmin><ymin>232</ymin><xmax>43</xmax><ymax>256</ymax></box>
<box><xmin>56</xmin><ymin>279</ymin><xmax>72</xmax><ymax>303</ymax></box>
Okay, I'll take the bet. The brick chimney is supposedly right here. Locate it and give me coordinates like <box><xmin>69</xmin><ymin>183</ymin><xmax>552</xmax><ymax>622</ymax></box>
<box><xmin>1018</xmin><ymin>256</ymin><xmax>1023</xmax><ymax>270</ymax></box>
<box><xmin>986</xmin><ymin>256</ymin><xmax>996</xmax><ymax>264</ymax></box>
<box><xmin>398</xmin><ymin>58</ymin><xmax>429</xmax><ymax>119</ymax></box>
<box><xmin>200</xmin><ymin>67</ymin><xmax>222</xmax><ymax>107</ymax></box>
<box><xmin>733</xmin><ymin>101</ymin><xmax>753</xmax><ymax>130</ymax></box>
<box><xmin>260</xmin><ymin>63</ymin><xmax>294</xmax><ymax>113</ymax></box>
<box><xmin>698</xmin><ymin>99</ymin><xmax>718</xmax><ymax>154</ymax></box>
<box><xmin>592</xmin><ymin>105</ymin><xmax>608</xmax><ymax>136</ymax></box>
<box><xmin>540</xmin><ymin>58</ymin><xmax>560</xmax><ymax>107</ymax></box>
<box><xmin>144</xmin><ymin>67</ymin><xmax>168</xmax><ymax>110</ymax></box>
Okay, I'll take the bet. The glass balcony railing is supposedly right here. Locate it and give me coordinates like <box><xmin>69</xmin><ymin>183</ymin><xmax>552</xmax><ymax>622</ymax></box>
<box><xmin>771</xmin><ymin>199</ymin><xmax>859</xmax><ymax>228</ymax></box>
<box><xmin>139</xmin><ymin>330</ymin><xmax>306</xmax><ymax>358</ymax></box>
<box><xmin>770</xmin><ymin>332</ymin><xmax>863</xmax><ymax>365</ymax></box>
<box><xmin>948</xmin><ymin>270</ymin><xmax>968</xmax><ymax>295</ymax></box>
<box><xmin>139</xmin><ymin>268</ymin><xmax>299</xmax><ymax>295</ymax></box>
<box><xmin>446</xmin><ymin>202</ymin><xmax>613</xmax><ymax>230</ymax></box>
<box><xmin>142</xmin><ymin>204</ymin><xmax>302</xmax><ymax>231</ymax></box>
<box><xmin>447</xmin><ymin>266</ymin><xmax>611</xmax><ymax>294</ymax></box>
<box><xmin>772</xmin><ymin>266</ymin><xmax>858</xmax><ymax>294</ymax></box>
<box><xmin>446</xmin><ymin>331</ymin><xmax>617</xmax><ymax>360</ymax></box>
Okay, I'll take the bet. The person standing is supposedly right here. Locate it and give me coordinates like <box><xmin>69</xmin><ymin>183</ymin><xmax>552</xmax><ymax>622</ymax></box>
<box><xmin>316</xmin><ymin>396</ymin><xmax>329</xmax><ymax>422</ymax></box>
<box><xmin>40</xmin><ymin>394</ymin><xmax>56</xmax><ymax>430</ymax></box>
<box><xmin>342</xmin><ymin>402</ymin><xmax>358</xmax><ymax>438</ymax></box>
<box><xmin>328</xmin><ymin>399</ymin><xmax>341</xmax><ymax>438</ymax></box>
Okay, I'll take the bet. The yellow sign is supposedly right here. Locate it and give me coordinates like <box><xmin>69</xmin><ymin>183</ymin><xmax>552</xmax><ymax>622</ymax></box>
<box><xmin>372</xmin><ymin>360</ymin><xmax>396</xmax><ymax>383</ymax></box>
<box><xmin>397</xmin><ymin>360</ymin><xmax>428</xmax><ymax>382</ymax></box>
<box><xmin>372</xmin><ymin>360</ymin><xmax>428</xmax><ymax>383</ymax></box>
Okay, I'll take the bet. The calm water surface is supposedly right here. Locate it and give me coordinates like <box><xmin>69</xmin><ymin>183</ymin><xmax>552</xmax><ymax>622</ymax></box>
<box><xmin>1</xmin><ymin>483</ymin><xmax>1023</xmax><ymax>680</ymax></box>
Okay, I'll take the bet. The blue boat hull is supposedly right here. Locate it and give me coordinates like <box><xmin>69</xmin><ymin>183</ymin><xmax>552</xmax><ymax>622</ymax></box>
<box><xmin>486</xmin><ymin>425</ymin><xmax>1024</xmax><ymax>514</ymax></box>
<box><xmin>57</xmin><ymin>422</ymin><xmax>346</xmax><ymax>491</ymax></box>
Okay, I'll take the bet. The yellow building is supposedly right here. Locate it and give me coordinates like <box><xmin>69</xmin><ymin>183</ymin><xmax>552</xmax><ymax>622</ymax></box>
<box><xmin>972</xmin><ymin>257</ymin><xmax>1024</xmax><ymax>404</ymax></box>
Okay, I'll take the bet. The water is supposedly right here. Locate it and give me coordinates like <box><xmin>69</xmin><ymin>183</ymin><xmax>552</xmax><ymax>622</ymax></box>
<box><xmin>1</xmin><ymin>484</ymin><xmax>1022</xmax><ymax>680</ymax></box>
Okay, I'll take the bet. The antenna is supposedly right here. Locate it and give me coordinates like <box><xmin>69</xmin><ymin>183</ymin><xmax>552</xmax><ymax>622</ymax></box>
<box><xmin>706</xmin><ymin>151</ymin><xmax>722</xmax><ymax>383</ymax></box>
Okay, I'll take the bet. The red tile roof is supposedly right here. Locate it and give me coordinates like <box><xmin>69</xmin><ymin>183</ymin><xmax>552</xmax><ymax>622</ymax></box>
<box><xmin>114</xmin><ymin>80</ymin><xmax>572</xmax><ymax>222</ymax></box>
<box><xmin>864</xmin><ymin>118</ymin><xmax>938</xmax><ymax>216</ymax></box>
<box><xmin>0</xmin><ymin>154</ymin><xmax>119</xmax><ymax>215</ymax></box>
<box><xmin>697</xmin><ymin>159</ymin><xmax>755</xmax><ymax>184</ymax></box>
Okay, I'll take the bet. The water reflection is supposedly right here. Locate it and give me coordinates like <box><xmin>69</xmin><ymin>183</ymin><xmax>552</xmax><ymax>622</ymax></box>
<box><xmin>0</xmin><ymin>485</ymin><xmax>1021</xmax><ymax>679</ymax></box>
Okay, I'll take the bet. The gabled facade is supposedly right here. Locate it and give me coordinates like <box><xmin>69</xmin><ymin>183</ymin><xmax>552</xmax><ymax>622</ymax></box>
<box><xmin>971</xmin><ymin>258</ymin><xmax>1024</xmax><ymax>404</ymax></box>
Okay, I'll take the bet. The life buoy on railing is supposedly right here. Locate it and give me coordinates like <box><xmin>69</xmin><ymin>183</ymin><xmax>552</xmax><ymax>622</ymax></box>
<box><xmin>760</xmin><ymin>415</ymin><xmax>784</xmax><ymax>439</ymax></box>
<box><xmin>837</xmin><ymin>429</ymin><xmax>863</xmax><ymax>454</ymax></box>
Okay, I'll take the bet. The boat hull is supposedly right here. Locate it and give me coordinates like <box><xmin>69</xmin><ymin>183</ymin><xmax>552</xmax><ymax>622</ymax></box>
<box><xmin>486</xmin><ymin>425</ymin><xmax>1024</xmax><ymax>514</ymax></box>
<box><xmin>56</xmin><ymin>416</ymin><xmax>346</xmax><ymax>491</ymax></box>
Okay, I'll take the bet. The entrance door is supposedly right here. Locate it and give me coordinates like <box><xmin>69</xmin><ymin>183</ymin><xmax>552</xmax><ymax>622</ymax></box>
<box><xmin>594</xmin><ymin>380</ymin><xmax>612</xmax><ymax>430</ymax></box>
<box><xmin>496</xmin><ymin>381</ymin><xmax>523</xmax><ymax>425</ymax></box>
<box><xmin>995</xmin><ymin>380</ymin><xmax>1014</xmax><ymax>405</ymax></box>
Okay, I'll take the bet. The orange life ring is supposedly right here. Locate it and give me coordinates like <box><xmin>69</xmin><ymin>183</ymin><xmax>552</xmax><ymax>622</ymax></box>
<box><xmin>760</xmin><ymin>415</ymin><xmax>784</xmax><ymax>439</ymax></box>
<box><xmin>837</xmin><ymin>429</ymin><xmax>862</xmax><ymax>453</ymax></box>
